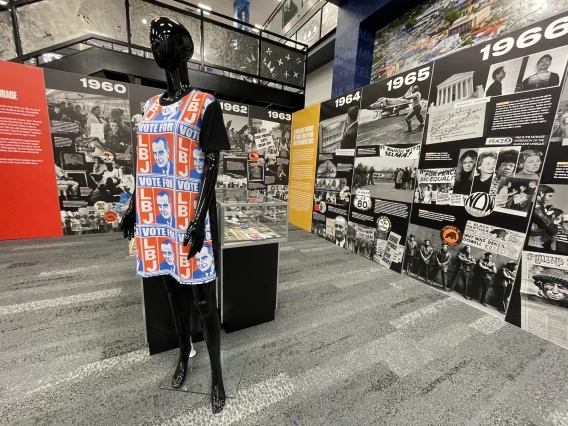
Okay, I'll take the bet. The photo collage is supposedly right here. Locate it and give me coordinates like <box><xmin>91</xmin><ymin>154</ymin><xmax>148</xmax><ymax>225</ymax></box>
<box><xmin>217</xmin><ymin>101</ymin><xmax>291</xmax><ymax>201</ymax></box>
<box><xmin>43</xmin><ymin>70</ymin><xmax>162</xmax><ymax>235</ymax></box>
<box><xmin>308</xmin><ymin>11</ymin><xmax>568</xmax><ymax>328</ymax></box>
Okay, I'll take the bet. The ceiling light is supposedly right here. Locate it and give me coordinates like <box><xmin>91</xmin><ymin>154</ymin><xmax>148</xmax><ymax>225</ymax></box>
<box><xmin>0</xmin><ymin>1</ymin><xmax>8</xmax><ymax>5</ymax></box>
<box><xmin>198</xmin><ymin>3</ymin><xmax>212</xmax><ymax>11</ymax></box>
<box><xmin>197</xmin><ymin>8</ymin><xmax>210</xmax><ymax>15</ymax></box>
<box><xmin>142</xmin><ymin>19</ymin><xmax>147</xmax><ymax>24</ymax></box>
<box><xmin>255</xmin><ymin>24</ymin><xmax>263</xmax><ymax>29</ymax></box>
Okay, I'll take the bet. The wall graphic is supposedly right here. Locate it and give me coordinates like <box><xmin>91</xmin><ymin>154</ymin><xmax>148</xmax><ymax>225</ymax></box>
<box><xmin>216</xmin><ymin>101</ymin><xmax>291</xmax><ymax>201</ymax></box>
<box><xmin>260</xmin><ymin>40</ymin><xmax>305</xmax><ymax>87</ymax></box>
<box><xmin>311</xmin><ymin>89</ymin><xmax>361</xmax><ymax>245</ymax></box>
<box><xmin>44</xmin><ymin>69</ymin><xmax>135</xmax><ymax>235</ymax></box>
<box><xmin>0</xmin><ymin>62</ymin><xmax>61</xmax><ymax>240</ymax></box>
<box><xmin>203</xmin><ymin>22</ymin><xmax>258</xmax><ymax>74</ymax></box>
<box><xmin>371</xmin><ymin>0</ymin><xmax>568</xmax><ymax>83</ymax></box>
<box><xmin>17</xmin><ymin>0</ymin><xmax>127</xmax><ymax>55</ymax></box>
<box><xmin>304</xmin><ymin>8</ymin><xmax>568</xmax><ymax>339</ymax></box>
<box><xmin>0</xmin><ymin>10</ymin><xmax>16</xmax><ymax>61</ymax></box>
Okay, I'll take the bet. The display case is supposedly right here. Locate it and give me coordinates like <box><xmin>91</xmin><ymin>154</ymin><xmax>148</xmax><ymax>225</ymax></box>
<box><xmin>216</xmin><ymin>189</ymin><xmax>289</xmax><ymax>248</ymax></box>
<box><xmin>216</xmin><ymin>189</ymin><xmax>288</xmax><ymax>332</ymax></box>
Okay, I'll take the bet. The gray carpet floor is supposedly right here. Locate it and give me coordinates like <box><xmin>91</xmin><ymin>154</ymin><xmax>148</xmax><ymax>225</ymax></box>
<box><xmin>1</xmin><ymin>227</ymin><xmax>567</xmax><ymax>425</ymax></box>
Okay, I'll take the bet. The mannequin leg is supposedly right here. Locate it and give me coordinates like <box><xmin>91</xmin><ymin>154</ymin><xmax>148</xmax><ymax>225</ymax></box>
<box><xmin>192</xmin><ymin>281</ymin><xmax>226</xmax><ymax>414</ymax></box>
<box><xmin>163</xmin><ymin>276</ymin><xmax>192</xmax><ymax>388</ymax></box>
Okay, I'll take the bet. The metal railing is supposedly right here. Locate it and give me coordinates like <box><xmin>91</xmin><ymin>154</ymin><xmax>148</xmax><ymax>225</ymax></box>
<box><xmin>1</xmin><ymin>0</ymin><xmax>308</xmax><ymax>90</ymax></box>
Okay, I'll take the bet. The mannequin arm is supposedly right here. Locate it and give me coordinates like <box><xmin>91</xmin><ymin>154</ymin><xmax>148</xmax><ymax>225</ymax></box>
<box><xmin>183</xmin><ymin>151</ymin><xmax>219</xmax><ymax>259</ymax></box>
<box><xmin>120</xmin><ymin>190</ymin><xmax>136</xmax><ymax>240</ymax></box>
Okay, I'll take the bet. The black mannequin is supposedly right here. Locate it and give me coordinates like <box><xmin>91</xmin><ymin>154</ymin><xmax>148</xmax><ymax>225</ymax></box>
<box><xmin>121</xmin><ymin>17</ymin><xmax>226</xmax><ymax>414</ymax></box>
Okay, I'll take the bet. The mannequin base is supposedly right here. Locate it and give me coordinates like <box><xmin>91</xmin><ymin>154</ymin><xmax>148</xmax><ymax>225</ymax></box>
<box><xmin>159</xmin><ymin>344</ymin><xmax>248</xmax><ymax>398</ymax></box>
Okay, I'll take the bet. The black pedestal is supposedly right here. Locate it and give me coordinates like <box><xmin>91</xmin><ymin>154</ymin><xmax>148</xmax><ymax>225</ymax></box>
<box><xmin>220</xmin><ymin>242</ymin><xmax>279</xmax><ymax>333</ymax></box>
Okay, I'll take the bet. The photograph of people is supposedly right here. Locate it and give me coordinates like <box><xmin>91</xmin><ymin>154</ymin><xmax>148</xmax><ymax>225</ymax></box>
<box><xmin>156</xmin><ymin>191</ymin><xmax>175</xmax><ymax>227</ymax></box>
<box><xmin>191</xmin><ymin>147</ymin><xmax>206</xmax><ymax>179</ymax></box>
<box><xmin>404</xmin><ymin>234</ymin><xmax>417</xmax><ymax>275</ymax></box>
<box><xmin>496</xmin><ymin>149</ymin><xmax>519</xmax><ymax>179</ymax></box>
<box><xmin>159</xmin><ymin>240</ymin><xmax>177</xmax><ymax>275</ymax></box>
<box><xmin>404</xmin><ymin>85</ymin><xmax>424</xmax><ymax>133</ymax></box>
<box><xmin>528</xmin><ymin>185</ymin><xmax>557</xmax><ymax>249</ymax></box>
<box><xmin>340</xmin><ymin>106</ymin><xmax>359</xmax><ymax>150</ymax></box>
<box><xmin>519</xmin><ymin>54</ymin><xmax>560</xmax><ymax>92</ymax></box>
<box><xmin>530</xmin><ymin>267</ymin><xmax>568</xmax><ymax>307</ymax></box>
<box><xmin>418</xmin><ymin>239</ymin><xmax>433</xmax><ymax>282</ymax></box>
<box><xmin>473</xmin><ymin>252</ymin><xmax>497</xmax><ymax>306</ymax></box>
<box><xmin>471</xmin><ymin>150</ymin><xmax>497</xmax><ymax>194</ymax></box>
<box><xmin>334</xmin><ymin>216</ymin><xmax>347</xmax><ymax>248</ymax></box>
<box><xmin>551</xmin><ymin>109</ymin><xmax>568</xmax><ymax>142</ymax></box>
<box><xmin>105</xmin><ymin>120</ymin><xmax>129</xmax><ymax>154</ymax></box>
<box><xmin>55</xmin><ymin>163</ymin><xmax>79</xmax><ymax>196</ymax></box>
<box><xmin>454</xmin><ymin>149</ymin><xmax>477</xmax><ymax>195</ymax></box>
<box><xmin>516</xmin><ymin>149</ymin><xmax>543</xmax><ymax>180</ymax></box>
<box><xmin>86</xmin><ymin>105</ymin><xmax>108</xmax><ymax>131</ymax></box>
<box><xmin>449</xmin><ymin>245</ymin><xmax>476</xmax><ymax>298</ymax></box>
<box><xmin>486</xmin><ymin>67</ymin><xmax>506</xmax><ymax>96</ymax></box>
<box><xmin>152</xmin><ymin>137</ymin><xmax>173</xmax><ymax>175</ymax></box>
<box><xmin>117</xmin><ymin>167</ymin><xmax>134</xmax><ymax>194</ymax></box>
<box><xmin>505</xmin><ymin>182</ymin><xmax>529</xmax><ymax>211</ymax></box>
<box><xmin>430</xmin><ymin>242</ymin><xmax>451</xmax><ymax>290</ymax></box>
<box><xmin>496</xmin><ymin>261</ymin><xmax>517</xmax><ymax>314</ymax></box>
<box><xmin>194</xmin><ymin>245</ymin><xmax>216</xmax><ymax>280</ymax></box>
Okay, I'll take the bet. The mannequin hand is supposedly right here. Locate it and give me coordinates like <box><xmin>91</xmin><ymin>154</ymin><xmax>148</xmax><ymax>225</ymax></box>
<box><xmin>120</xmin><ymin>210</ymin><xmax>136</xmax><ymax>240</ymax></box>
<box><xmin>183</xmin><ymin>218</ymin><xmax>205</xmax><ymax>260</ymax></box>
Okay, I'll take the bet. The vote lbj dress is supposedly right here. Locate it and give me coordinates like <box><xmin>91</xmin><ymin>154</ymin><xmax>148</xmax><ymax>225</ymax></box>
<box><xmin>135</xmin><ymin>90</ymin><xmax>231</xmax><ymax>284</ymax></box>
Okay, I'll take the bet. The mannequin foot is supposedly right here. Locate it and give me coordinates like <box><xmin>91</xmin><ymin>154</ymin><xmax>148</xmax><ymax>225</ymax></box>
<box><xmin>211</xmin><ymin>379</ymin><xmax>226</xmax><ymax>414</ymax></box>
<box><xmin>172</xmin><ymin>352</ymin><xmax>189</xmax><ymax>389</ymax></box>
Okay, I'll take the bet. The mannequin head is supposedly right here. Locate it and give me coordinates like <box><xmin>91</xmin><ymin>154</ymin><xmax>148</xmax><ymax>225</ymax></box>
<box><xmin>150</xmin><ymin>17</ymin><xmax>194</xmax><ymax>69</ymax></box>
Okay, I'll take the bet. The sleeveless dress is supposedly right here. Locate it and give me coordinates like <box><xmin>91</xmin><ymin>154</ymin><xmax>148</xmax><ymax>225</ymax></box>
<box><xmin>135</xmin><ymin>90</ymin><xmax>230</xmax><ymax>284</ymax></box>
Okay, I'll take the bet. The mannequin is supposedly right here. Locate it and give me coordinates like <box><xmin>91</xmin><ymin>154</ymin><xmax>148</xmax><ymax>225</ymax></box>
<box><xmin>121</xmin><ymin>17</ymin><xmax>231</xmax><ymax>414</ymax></box>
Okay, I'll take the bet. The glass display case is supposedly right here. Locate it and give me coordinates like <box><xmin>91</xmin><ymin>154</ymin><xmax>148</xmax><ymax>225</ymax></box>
<box><xmin>216</xmin><ymin>188</ymin><xmax>289</xmax><ymax>248</ymax></box>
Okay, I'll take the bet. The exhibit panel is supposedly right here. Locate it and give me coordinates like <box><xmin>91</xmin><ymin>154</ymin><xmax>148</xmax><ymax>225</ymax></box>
<box><xmin>247</xmin><ymin>106</ymin><xmax>292</xmax><ymax>200</ymax></box>
<box><xmin>311</xmin><ymin>88</ymin><xmax>362</xmax><ymax>245</ymax></box>
<box><xmin>519</xmin><ymin>71</ymin><xmax>568</xmax><ymax>349</ymax></box>
<box><xmin>349</xmin><ymin>64</ymin><xmax>433</xmax><ymax>272</ymax></box>
<box><xmin>371</xmin><ymin>0</ymin><xmax>568</xmax><ymax>83</ymax></box>
<box><xmin>44</xmin><ymin>69</ymin><xmax>136</xmax><ymax>236</ymax></box>
<box><xmin>405</xmin><ymin>12</ymin><xmax>568</xmax><ymax>318</ymax></box>
<box><xmin>289</xmin><ymin>104</ymin><xmax>320</xmax><ymax>232</ymax></box>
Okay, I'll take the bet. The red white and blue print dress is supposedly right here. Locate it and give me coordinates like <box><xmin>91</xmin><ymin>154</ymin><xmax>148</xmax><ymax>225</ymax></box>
<box><xmin>135</xmin><ymin>90</ymin><xmax>230</xmax><ymax>284</ymax></box>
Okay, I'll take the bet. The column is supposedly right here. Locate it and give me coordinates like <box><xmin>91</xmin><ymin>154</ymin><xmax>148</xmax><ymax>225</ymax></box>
<box><xmin>437</xmin><ymin>89</ymin><xmax>441</xmax><ymax>106</ymax></box>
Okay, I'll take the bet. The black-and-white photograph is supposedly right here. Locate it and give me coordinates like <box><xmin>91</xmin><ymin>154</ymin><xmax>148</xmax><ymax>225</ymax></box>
<box><xmin>357</xmin><ymin>65</ymin><xmax>432</xmax><ymax>147</ymax></box>
<box><xmin>485</xmin><ymin>57</ymin><xmax>523</xmax><ymax>97</ymax></box>
<box><xmin>521</xmin><ymin>251</ymin><xmax>568</xmax><ymax>350</ymax></box>
<box><xmin>406</xmin><ymin>223</ymin><xmax>518</xmax><ymax>317</ymax></box>
<box><xmin>515</xmin><ymin>46</ymin><xmax>568</xmax><ymax>93</ymax></box>
<box><xmin>413</xmin><ymin>168</ymin><xmax>456</xmax><ymax>205</ymax></box>
<box><xmin>471</xmin><ymin>147</ymin><xmax>499</xmax><ymax>195</ymax></box>
<box><xmin>47</xmin><ymin>90</ymin><xmax>132</xmax><ymax>162</ymax></box>
<box><xmin>352</xmin><ymin>156</ymin><xmax>417</xmax><ymax>203</ymax></box>
<box><xmin>249</xmin><ymin>118</ymin><xmax>291</xmax><ymax>157</ymax></box>
<box><xmin>319</xmin><ymin>108</ymin><xmax>359</xmax><ymax>154</ymax></box>
<box><xmin>316</xmin><ymin>159</ymin><xmax>337</xmax><ymax>177</ymax></box>
<box><xmin>515</xmin><ymin>146</ymin><xmax>544</xmax><ymax>180</ymax></box>
<box><xmin>60</xmin><ymin>152</ymin><xmax>86</xmax><ymax>170</ymax></box>
<box><xmin>527</xmin><ymin>183</ymin><xmax>568</xmax><ymax>253</ymax></box>
<box><xmin>268</xmin><ymin>185</ymin><xmax>288</xmax><ymax>201</ymax></box>
<box><xmin>247</xmin><ymin>156</ymin><xmax>265</xmax><ymax>182</ymax></box>
<box><xmin>225</xmin><ymin>114</ymin><xmax>249</xmax><ymax>156</ymax></box>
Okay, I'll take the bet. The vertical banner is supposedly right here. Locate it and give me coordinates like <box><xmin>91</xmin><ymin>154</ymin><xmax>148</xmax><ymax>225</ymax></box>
<box><xmin>0</xmin><ymin>62</ymin><xmax>61</xmax><ymax>240</ymax></box>
<box><xmin>248</xmin><ymin>106</ymin><xmax>291</xmax><ymax>200</ymax></box>
<box><xmin>289</xmin><ymin>103</ymin><xmax>320</xmax><ymax>231</ymax></box>
<box><xmin>405</xmin><ymin>12</ymin><xmax>568</xmax><ymax>319</ymax></box>
<box><xmin>312</xmin><ymin>89</ymin><xmax>362</xmax><ymax>245</ymax></box>
<box><xmin>217</xmin><ymin>100</ymin><xmax>249</xmax><ymax>190</ymax></box>
<box><xmin>350</xmin><ymin>65</ymin><xmax>432</xmax><ymax>272</ymax></box>
<box><xmin>43</xmin><ymin>69</ymin><xmax>134</xmax><ymax>236</ymax></box>
<box><xmin>233</xmin><ymin>0</ymin><xmax>250</xmax><ymax>31</ymax></box>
